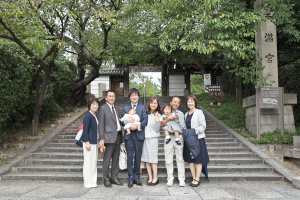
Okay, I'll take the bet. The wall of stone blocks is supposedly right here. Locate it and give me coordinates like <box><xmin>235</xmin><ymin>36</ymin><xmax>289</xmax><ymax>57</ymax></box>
<box><xmin>245</xmin><ymin>105</ymin><xmax>296</xmax><ymax>136</ymax></box>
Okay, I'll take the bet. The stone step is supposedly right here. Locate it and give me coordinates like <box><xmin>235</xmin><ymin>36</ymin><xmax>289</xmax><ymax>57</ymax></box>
<box><xmin>30</xmin><ymin>151</ymin><xmax>256</xmax><ymax>159</ymax></box>
<box><xmin>55</xmin><ymin>133</ymin><xmax>232</xmax><ymax>139</ymax></box>
<box><xmin>61</xmin><ymin>125</ymin><xmax>223</xmax><ymax>132</ymax></box>
<box><xmin>12</xmin><ymin>164</ymin><xmax>273</xmax><ymax>173</ymax></box>
<box><xmin>44</xmin><ymin>141</ymin><xmax>244</xmax><ymax>148</ymax></box>
<box><xmin>49</xmin><ymin>138</ymin><xmax>237</xmax><ymax>144</ymax></box>
<box><xmin>23</xmin><ymin>157</ymin><xmax>263</xmax><ymax>165</ymax></box>
<box><xmin>1</xmin><ymin>171</ymin><xmax>283</xmax><ymax>182</ymax></box>
<box><xmin>38</xmin><ymin>146</ymin><xmax>249</xmax><ymax>153</ymax></box>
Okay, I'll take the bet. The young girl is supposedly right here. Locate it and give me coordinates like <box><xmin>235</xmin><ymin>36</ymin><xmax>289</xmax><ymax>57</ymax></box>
<box><xmin>162</xmin><ymin>104</ymin><xmax>181</xmax><ymax>145</ymax></box>
<box><xmin>120</xmin><ymin>108</ymin><xmax>142</xmax><ymax>134</ymax></box>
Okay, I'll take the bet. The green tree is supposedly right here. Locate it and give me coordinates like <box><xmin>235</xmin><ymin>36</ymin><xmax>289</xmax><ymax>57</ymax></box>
<box><xmin>190</xmin><ymin>75</ymin><xmax>204</xmax><ymax>95</ymax></box>
<box><xmin>0</xmin><ymin>1</ymin><xmax>64</xmax><ymax>135</ymax></box>
<box><xmin>129</xmin><ymin>73</ymin><xmax>161</xmax><ymax>97</ymax></box>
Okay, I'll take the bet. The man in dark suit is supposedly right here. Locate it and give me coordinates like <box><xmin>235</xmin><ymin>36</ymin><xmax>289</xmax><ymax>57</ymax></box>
<box><xmin>120</xmin><ymin>88</ymin><xmax>148</xmax><ymax>188</ymax></box>
<box><xmin>99</xmin><ymin>90</ymin><xmax>123</xmax><ymax>187</ymax></box>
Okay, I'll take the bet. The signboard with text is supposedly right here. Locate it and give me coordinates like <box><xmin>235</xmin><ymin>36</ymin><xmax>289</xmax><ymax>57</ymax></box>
<box><xmin>207</xmin><ymin>85</ymin><xmax>224</xmax><ymax>97</ymax></box>
<box><xmin>204</xmin><ymin>74</ymin><xmax>211</xmax><ymax>93</ymax></box>
<box><xmin>129</xmin><ymin>65</ymin><xmax>162</xmax><ymax>73</ymax></box>
<box><xmin>259</xmin><ymin>87</ymin><xmax>282</xmax><ymax>108</ymax></box>
<box><xmin>256</xmin><ymin>87</ymin><xmax>284</xmax><ymax>139</ymax></box>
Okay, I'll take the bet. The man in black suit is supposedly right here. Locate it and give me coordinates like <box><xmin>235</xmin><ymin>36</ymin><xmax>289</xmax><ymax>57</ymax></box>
<box><xmin>99</xmin><ymin>90</ymin><xmax>123</xmax><ymax>187</ymax></box>
<box><xmin>120</xmin><ymin>88</ymin><xmax>148</xmax><ymax>188</ymax></box>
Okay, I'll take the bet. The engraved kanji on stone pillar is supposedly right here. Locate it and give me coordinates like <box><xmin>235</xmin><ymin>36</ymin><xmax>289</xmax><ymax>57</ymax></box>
<box><xmin>255</xmin><ymin>0</ymin><xmax>278</xmax><ymax>87</ymax></box>
<box><xmin>265</xmin><ymin>53</ymin><xmax>274</xmax><ymax>63</ymax></box>
<box><xmin>265</xmin><ymin>33</ymin><xmax>273</xmax><ymax>42</ymax></box>
<box><xmin>265</xmin><ymin>12</ymin><xmax>272</xmax><ymax>19</ymax></box>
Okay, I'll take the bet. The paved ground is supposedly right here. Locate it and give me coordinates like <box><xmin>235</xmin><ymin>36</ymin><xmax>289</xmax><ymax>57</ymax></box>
<box><xmin>1</xmin><ymin>180</ymin><xmax>300</xmax><ymax>199</ymax></box>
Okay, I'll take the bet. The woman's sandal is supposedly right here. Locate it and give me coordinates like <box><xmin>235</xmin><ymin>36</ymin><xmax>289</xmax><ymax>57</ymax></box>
<box><xmin>189</xmin><ymin>179</ymin><xmax>197</xmax><ymax>186</ymax></box>
<box><xmin>192</xmin><ymin>179</ymin><xmax>200</xmax><ymax>187</ymax></box>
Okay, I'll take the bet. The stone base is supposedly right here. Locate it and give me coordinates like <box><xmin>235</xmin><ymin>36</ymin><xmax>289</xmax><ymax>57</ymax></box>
<box><xmin>243</xmin><ymin>94</ymin><xmax>297</xmax><ymax>137</ymax></box>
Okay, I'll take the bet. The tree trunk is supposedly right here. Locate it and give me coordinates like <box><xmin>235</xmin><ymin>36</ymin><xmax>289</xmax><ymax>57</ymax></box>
<box><xmin>32</xmin><ymin>68</ymin><xmax>51</xmax><ymax>136</ymax></box>
<box><xmin>70</xmin><ymin>66</ymin><xmax>100</xmax><ymax>106</ymax></box>
<box><xmin>236</xmin><ymin>75</ymin><xmax>243</xmax><ymax>105</ymax></box>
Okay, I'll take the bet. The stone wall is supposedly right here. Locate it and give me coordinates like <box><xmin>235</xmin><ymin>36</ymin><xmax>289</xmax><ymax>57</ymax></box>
<box><xmin>243</xmin><ymin>94</ymin><xmax>297</xmax><ymax>136</ymax></box>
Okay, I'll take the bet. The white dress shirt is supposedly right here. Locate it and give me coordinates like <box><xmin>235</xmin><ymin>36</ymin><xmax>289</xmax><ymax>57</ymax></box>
<box><xmin>131</xmin><ymin>102</ymin><xmax>138</xmax><ymax>109</ymax></box>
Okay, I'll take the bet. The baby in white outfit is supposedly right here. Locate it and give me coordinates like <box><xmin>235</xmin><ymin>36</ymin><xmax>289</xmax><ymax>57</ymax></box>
<box><xmin>120</xmin><ymin>108</ymin><xmax>141</xmax><ymax>134</ymax></box>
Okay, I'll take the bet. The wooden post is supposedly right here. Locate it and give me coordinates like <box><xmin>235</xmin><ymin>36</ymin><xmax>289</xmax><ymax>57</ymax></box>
<box><xmin>185</xmin><ymin>71</ymin><xmax>191</xmax><ymax>95</ymax></box>
<box><xmin>123</xmin><ymin>66</ymin><xmax>129</xmax><ymax>97</ymax></box>
<box><xmin>161</xmin><ymin>65</ymin><xmax>168</xmax><ymax>96</ymax></box>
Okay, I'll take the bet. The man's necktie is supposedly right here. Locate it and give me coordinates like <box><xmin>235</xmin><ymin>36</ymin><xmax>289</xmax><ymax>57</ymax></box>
<box><xmin>112</xmin><ymin>107</ymin><xmax>117</xmax><ymax>125</ymax></box>
<box><xmin>133</xmin><ymin>105</ymin><xmax>136</xmax><ymax>109</ymax></box>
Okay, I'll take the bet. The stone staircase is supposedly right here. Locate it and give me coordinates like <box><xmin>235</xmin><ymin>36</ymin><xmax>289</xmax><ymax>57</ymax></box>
<box><xmin>1</xmin><ymin>96</ymin><xmax>284</xmax><ymax>182</ymax></box>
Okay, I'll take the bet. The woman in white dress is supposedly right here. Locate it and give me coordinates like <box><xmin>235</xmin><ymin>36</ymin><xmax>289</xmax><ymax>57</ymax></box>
<box><xmin>81</xmin><ymin>98</ymin><xmax>99</xmax><ymax>188</ymax></box>
<box><xmin>141</xmin><ymin>97</ymin><xmax>162</xmax><ymax>186</ymax></box>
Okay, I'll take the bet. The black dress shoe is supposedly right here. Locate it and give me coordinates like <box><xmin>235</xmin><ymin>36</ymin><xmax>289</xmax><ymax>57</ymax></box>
<box><xmin>128</xmin><ymin>181</ymin><xmax>133</xmax><ymax>188</ymax></box>
<box><xmin>111</xmin><ymin>179</ymin><xmax>123</xmax><ymax>186</ymax></box>
<box><xmin>146</xmin><ymin>181</ymin><xmax>152</xmax><ymax>186</ymax></box>
<box><xmin>133</xmin><ymin>180</ymin><xmax>143</xmax><ymax>186</ymax></box>
<box><xmin>104</xmin><ymin>180</ymin><xmax>112</xmax><ymax>188</ymax></box>
<box><xmin>150</xmin><ymin>179</ymin><xmax>159</xmax><ymax>186</ymax></box>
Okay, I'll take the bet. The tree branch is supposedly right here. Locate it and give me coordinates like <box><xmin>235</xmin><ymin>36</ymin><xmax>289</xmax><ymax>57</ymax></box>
<box><xmin>0</xmin><ymin>16</ymin><xmax>47</xmax><ymax>70</ymax></box>
<box><xmin>65</xmin><ymin>50</ymin><xmax>77</xmax><ymax>55</ymax></box>
<box><xmin>111</xmin><ymin>0</ymin><xmax>119</xmax><ymax>11</ymax></box>
<box><xmin>42</xmin><ymin>43</ymin><xmax>57</xmax><ymax>60</ymax></box>
<box><xmin>0</xmin><ymin>34</ymin><xmax>14</xmax><ymax>40</ymax></box>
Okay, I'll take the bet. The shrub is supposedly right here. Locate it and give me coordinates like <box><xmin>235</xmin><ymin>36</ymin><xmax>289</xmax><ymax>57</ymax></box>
<box><xmin>197</xmin><ymin>93</ymin><xmax>246</xmax><ymax>128</ymax></box>
<box><xmin>249</xmin><ymin>128</ymin><xmax>300</xmax><ymax>145</ymax></box>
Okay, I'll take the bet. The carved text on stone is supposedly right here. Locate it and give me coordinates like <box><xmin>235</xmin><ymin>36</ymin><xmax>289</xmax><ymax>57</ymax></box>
<box><xmin>265</xmin><ymin>33</ymin><xmax>273</xmax><ymax>42</ymax></box>
<box><xmin>265</xmin><ymin>53</ymin><xmax>274</xmax><ymax>63</ymax></box>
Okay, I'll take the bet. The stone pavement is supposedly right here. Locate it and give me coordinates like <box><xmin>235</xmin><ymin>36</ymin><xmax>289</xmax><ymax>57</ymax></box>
<box><xmin>1</xmin><ymin>180</ymin><xmax>300</xmax><ymax>199</ymax></box>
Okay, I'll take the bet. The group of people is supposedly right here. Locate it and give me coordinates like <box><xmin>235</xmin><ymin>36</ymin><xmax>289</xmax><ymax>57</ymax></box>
<box><xmin>81</xmin><ymin>88</ymin><xmax>210</xmax><ymax>189</ymax></box>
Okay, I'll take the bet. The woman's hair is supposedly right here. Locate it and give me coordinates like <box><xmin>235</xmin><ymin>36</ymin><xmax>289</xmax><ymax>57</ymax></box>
<box><xmin>186</xmin><ymin>95</ymin><xmax>198</xmax><ymax>107</ymax></box>
<box><xmin>162</xmin><ymin>104</ymin><xmax>172</xmax><ymax>112</ymax></box>
<box><xmin>87</xmin><ymin>98</ymin><xmax>99</xmax><ymax>110</ymax></box>
<box><xmin>146</xmin><ymin>97</ymin><xmax>162</xmax><ymax>114</ymax></box>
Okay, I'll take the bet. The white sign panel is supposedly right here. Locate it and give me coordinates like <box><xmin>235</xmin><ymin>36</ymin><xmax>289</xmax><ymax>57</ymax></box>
<box><xmin>204</xmin><ymin>74</ymin><xmax>211</xmax><ymax>93</ymax></box>
<box><xmin>130</xmin><ymin>65</ymin><xmax>162</xmax><ymax>73</ymax></box>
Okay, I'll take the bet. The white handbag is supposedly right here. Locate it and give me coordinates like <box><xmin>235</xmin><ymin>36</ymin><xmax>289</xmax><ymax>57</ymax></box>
<box><xmin>74</xmin><ymin>129</ymin><xmax>83</xmax><ymax>147</ymax></box>
<box><xmin>119</xmin><ymin>144</ymin><xmax>127</xmax><ymax>170</ymax></box>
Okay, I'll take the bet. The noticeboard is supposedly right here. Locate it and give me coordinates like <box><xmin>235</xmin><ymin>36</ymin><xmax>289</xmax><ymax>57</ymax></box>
<box><xmin>256</xmin><ymin>87</ymin><xmax>284</xmax><ymax>139</ymax></box>
<box><xmin>204</xmin><ymin>74</ymin><xmax>211</xmax><ymax>93</ymax></box>
<box><xmin>258</xmin><ymin>87</ymin><xmax>282</xmax><ymax>108</ymax></box>
<box><xmin>207</xmin><ymin>85</ymin><xmax>224</xmax><ymax>97</ymax></box>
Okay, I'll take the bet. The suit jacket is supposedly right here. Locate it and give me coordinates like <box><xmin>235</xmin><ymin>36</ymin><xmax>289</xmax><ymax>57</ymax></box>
<box><xmin>81</xmin><ymin>112</ymin><xmax>98</xmax><ymax>144</ymax></box>
<box><xmin>121</xmin><ymin>103</ymin><xmax>148</xmax><ymax>141</ymax></box>
<box><xmin>184</xmin><ymin>109</ymin><xmax>206</xmax><ymax>139</ymax></box>
<box><xmin>99</xmin><ymin>103</ymin><xmax>123</xmax><ymax>144</ymax></box>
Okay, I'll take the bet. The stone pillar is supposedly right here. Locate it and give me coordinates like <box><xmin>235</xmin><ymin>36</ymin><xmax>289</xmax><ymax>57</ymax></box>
<box><xmin>255</xmin><ymin>0</ymin><xmax>278</xmax><ymax>86</ymax></box>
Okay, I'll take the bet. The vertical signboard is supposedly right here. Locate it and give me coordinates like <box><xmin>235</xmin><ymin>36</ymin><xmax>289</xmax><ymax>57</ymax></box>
<box><xmin>204</xmin><ymin>74</ymin><xmax>211</xmax><ymax>93</ymax></box>
<box><xmin>256</xmin><ymin>87</ymin><xmax>284</xmax><ymax>139</ymax></box>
